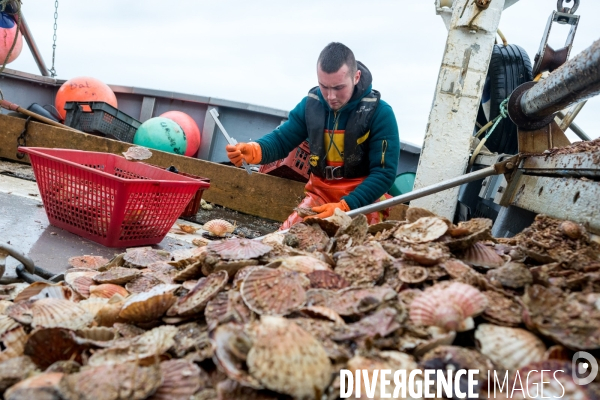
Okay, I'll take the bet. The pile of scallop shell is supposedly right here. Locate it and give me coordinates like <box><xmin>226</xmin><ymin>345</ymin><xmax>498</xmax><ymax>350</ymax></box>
<box><xmin>0</xmin><ymin>208</ymin><xmax>599</xmax><ymax>399</ymax></box>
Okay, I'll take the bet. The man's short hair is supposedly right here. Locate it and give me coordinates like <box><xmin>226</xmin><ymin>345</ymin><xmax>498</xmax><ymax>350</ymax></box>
<box><xmin>317</xmin><ymin>42</ymin><xmax>357</xmax><ymax>76</ymax></box>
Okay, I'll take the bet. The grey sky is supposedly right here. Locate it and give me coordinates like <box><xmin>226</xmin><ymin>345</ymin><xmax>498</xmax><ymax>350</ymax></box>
<box><xmin>10</xmin><ymin>0</ymin><xmax>600</xmax><ymax>145</ymax></box>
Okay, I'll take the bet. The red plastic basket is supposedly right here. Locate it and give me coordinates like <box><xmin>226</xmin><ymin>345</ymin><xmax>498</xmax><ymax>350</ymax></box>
<box><xmin>19</xmin><ymin>147</ymin><xmax>210</xmax><ymax>248</ymax></box>
<box><xmin>178</xmin><ymin>172</ymin><xmax>210</xmax><ymax>218</ymax></box>
<box><xmin>259</xmin><ymin>141</ymin><xmax>310</xmax><ymax>182</ymax></box>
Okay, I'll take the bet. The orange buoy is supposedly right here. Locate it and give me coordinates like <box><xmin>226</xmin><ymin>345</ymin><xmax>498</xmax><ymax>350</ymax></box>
<box><xmin>0</xmin><ymin>12</ymin><xmax>22</xmax><ymax>64</ymax></box>
<box><xmin>160</xmin><ymin>111</ymin><xmax>201</xmax><ymax>156</ymax></box>
<box><xmin>55</xmin><ymin>76</ymin><xmax>118</xmax><ymax>120</ymax></box>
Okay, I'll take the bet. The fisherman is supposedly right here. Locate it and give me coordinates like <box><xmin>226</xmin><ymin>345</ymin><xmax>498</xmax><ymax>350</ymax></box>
<box><xmin>226</xmin><ymin>42</ymin><xmax>400</xmax><ymax>229</ymax></box>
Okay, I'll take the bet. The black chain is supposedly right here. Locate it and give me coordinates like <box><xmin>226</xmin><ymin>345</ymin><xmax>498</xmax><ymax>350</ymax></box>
<box><xmin>49</xmin><ymin>0</ymin><xmax>58</xmax><ymax>77</ymax></box>
<box><xmin>16</xmin><ymin>117</ymin><xmax>31</xmax><ymax>159</ymax></box>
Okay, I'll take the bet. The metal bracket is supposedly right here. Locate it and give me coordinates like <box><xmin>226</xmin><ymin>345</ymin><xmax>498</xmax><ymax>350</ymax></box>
<box><xmin>532</xmin><ymin>10</ymin><xmax>579</xmax><ymax>76</ymax></box>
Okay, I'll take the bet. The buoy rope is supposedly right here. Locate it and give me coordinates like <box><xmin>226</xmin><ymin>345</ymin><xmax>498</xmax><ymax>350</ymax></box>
<box><xmin>469</xmin><ymin>98</ymin><xmax>509</xmax><ymax>167</ymax></box>
<box><xmin>0</xmin><ymin>0</ymin><xmax>22</xmax><ymax>100</ymax></box>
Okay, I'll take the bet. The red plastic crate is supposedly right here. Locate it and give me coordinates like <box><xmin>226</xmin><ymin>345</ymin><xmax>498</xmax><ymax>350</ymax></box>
<box><xmin>178</xmin><ymin>172</ymin><xmax>210</xmax><ymax>218</ymax></box>
<box><xmin>19</xmin><ymin>147</ymin><xmax>210</xmax><ymax>248</ymax></box>
<box><xmin>259</xmin><ymin>141</ymin><xmax>310</xmax><ymax>182</ymax></box>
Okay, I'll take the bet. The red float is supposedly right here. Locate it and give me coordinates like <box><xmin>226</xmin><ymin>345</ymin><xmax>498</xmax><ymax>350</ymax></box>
<box><xmin>55</xmin><ymin>76</ymin><xmax>118</xmax><ymax>120</ymax></box>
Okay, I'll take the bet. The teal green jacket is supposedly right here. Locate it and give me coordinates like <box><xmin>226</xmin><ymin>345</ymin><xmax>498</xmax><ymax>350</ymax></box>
<box><xmin>256</xmin><ymin>63</ymin><xmax>400</xmax><ymax>210</ymax></box>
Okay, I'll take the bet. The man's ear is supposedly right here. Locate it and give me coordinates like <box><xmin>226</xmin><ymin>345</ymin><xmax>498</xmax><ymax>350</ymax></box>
<box><xmin>354</xmin><ymin>69</ymin><xmax>361</xmax><ymax>85</ymax></box>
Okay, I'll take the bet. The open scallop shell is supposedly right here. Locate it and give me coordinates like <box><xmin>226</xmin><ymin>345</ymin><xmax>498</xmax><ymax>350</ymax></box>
<box><xmin>211</xmin><ymin>322</ymin><xmax>262</xmax><ymax>388</ymax></box>
<box><xmin>118</xmin><ymin>284</ymin><xmax>179</xmax><ymax>323</ymax></box>
<box><xmin>307</xmin><ymin>270</ymin><xmax>350</xmax><ymax>290</ymax></box>
<box><xmin>203</xmin><ymin>219</ymin><xmax>236</xmax><ymax>237</ymax></box>
<box><xmin>59</xmin><ymin>362</ymin><xmax>162</xmax><ymax>399</ymax></box>
<box><xmin>94</xmin><ymin>294</ymin><xmax>127</xmax><ymax>327</ymax></box>
<box><xmin>0</xmin><ymin>356</ymin><xmax>38</xmax><ymax>393</ymax></box>
<box><xmin>406</xmin><ymin>207</ymin><xmax>437</xmax><ymax>222</ymax></box>
<box><xmin>88</xmin><ymin>325</ymin><xmax>178</xmax><ymax>366</ymax></box>
<box><xmin>394</xmin><ymin>217</ymin><xmax>448</xmax><ymax>243</ymax></box>
<box><xmin>24</xmin><ymin>328</ymin><xmax>88</xmax><ymax>369</ymax></box>
<box><xmin>89</xmin><ymin>283</ymin><xmax>129</xmax><ymax>299</ymax></box>
<box><xmin>64</xmin><ymin>269</ymin><xmax>98</xmax><ymax>287</ymax></box>
<box><xmin>475</xmin><ymin>323</ymin><xmax>546</xmax><ymax>370</ymax></box>
<box><xmin>123</xmin><ymin>246</ymin><xmax>171</xmax><ymax>268</ymax></box>
<box><xmin>284</xmin><ymin>222</ymin><xmax>330</xmax><ymax>251</ymax></box>
<box><xmin>92</xmin><ymin>266</ymin><xmax>142</xmax><ymax>285</ymax></box>
<box><xmin>409</xmin><ymin>282</ymin><xmax>487</xmax><ymax>332</ymax></box>
<box><xmin>31</xmin><ymin>298</ymin><xmax>93</xmax><ymax>330</ymax></box>
<box><xmin>172</xmin><ymin>260</ymin><xmax>204</xmax><ymax>282</ymax></box>
<box><xmin>240</xmin><ymin>267</ymin><xmax>307</xmax><ymax>316</ymax></box>
<box><xmin>68</xmin><ymin>255</ymin><xmax>109</xmax><ymax>270</ymax></box>
<box><xmin>14</xmin><ymin>282</ymin><xmax>73</xmax><ymax>303</ymax></box>
<box><xmin>459</xmin><ymin>241</ymin><xmax>506</xmax><ymax>268</ymax></box>
<box><xmin>151</xmin><ymin>359</ymin><xmax>209</xmax><ymax>400</ymax></box>
<box><xmin>441</xmin><ymin>218</ymin><xmax>493</xmax><ymax>250</ymax></box>
<box><xmin>125</xmin><ymin>273</ymin><xmax>163</xmax><ymax>293</ymax></box>
<box><xmin>167</xmin><ymin>270</ymin><xmax>228</xmax><ymax>317</ymax></box>
<box><xmin>306</xmin><ymin>286</ymin><xmax>397</xmax><ymax>317</ymax></box>
<box><xmin>246</xmin><ymin>316</ymin><xmax>332</xmax><ymax>399</ymax></box>
<box><xmin>272</xmin><ymin>255</ymin><xmax>331</xmax><ymax>274</ymax></box>
<box><xmin>334</xmin><ymin>214</ymin><xmax>369</xmax><ymax>251</ymax></box>
<box><xmin>207</xmin><ymin>238</ymin><xmax>272</xmax><ymax>260</ymax></box>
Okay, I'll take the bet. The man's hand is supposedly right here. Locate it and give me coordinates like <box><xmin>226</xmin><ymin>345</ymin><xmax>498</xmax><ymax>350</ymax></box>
<box><xmin>311</xmin><ymin>200</ymin><xmax>350</xmax><ymax>219</ymax></box>
<box><xmin>225</xmin><ymin>142</ymin><xmax>262</xmax><ymax>167</ymax></box>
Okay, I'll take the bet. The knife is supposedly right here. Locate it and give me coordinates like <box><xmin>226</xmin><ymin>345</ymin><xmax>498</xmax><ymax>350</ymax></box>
<box><xmin>209</xmin><ymin>108</ymin><xmax>252</xmax><ymax>175</ymax></box>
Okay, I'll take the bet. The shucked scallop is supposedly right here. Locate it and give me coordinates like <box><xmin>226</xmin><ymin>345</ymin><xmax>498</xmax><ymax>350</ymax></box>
<box><xmin>409</xmin><ymin>282</ymin><xmax>487</xmax><ymax>332</ymax></box>
<box><xmin>246</xmin><ymin>316</ymin><xmax>332</xmax><ymax>399</ymax></box>
<box><xmin>240</xmin><ymin>267</ymin><xmax>308</xmax><ymax>316</ymax></box>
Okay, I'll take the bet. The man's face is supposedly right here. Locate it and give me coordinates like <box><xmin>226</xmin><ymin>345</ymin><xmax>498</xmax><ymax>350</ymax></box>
<box><xmin>317</xmin><ymin>63</ymin><xmax>361</xmax><ymax>111</ymax></box>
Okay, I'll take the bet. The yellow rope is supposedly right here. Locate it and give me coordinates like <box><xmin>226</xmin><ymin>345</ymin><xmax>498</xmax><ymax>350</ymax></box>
<box><xmin>497</xmin><ymin>28</ymin><xmax>508</xmax><ymax>46</ymax></box>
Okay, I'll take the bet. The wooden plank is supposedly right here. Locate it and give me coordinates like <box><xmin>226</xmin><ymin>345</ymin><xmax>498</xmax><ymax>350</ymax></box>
<box><xmin>0</xmin><ymin>114</ymin><xmax>408</xmax><ymax>224</ymax></box>
<box><xmin>0</xmin><ymin>114</ymin><xmax>305</xmax><ymax>222</ymax></box>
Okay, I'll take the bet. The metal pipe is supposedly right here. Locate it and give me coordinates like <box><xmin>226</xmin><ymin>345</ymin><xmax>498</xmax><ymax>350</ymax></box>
<box><xmin>521</xmin><ymin>38</ymin><xmax>600</xmax><ymax>119</ymax></box>
<box><xmin>19</xmin><ymin>13</ymin><xmax>50</xmax><ymax>77</ymax></box>
<box><xmin>268</xmin><ymin>165</ymin><xmax>500</xmax><ymax>237</ymax></box>
<box><xmin>557</xmin><ymin>110</ymin><xmax>591</xmax><ymax>141</ymax></box>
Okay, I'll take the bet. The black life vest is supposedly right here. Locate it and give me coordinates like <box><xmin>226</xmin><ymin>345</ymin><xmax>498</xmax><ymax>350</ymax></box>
<box><xmin>305</xmin><ymin>86</ymin><xmax>380</xmax><ymax>179</ymax></box>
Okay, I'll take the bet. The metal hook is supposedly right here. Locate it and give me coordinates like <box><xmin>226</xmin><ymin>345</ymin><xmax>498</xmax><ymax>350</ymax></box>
<box><xmin>557</xmin><ymin>0</ymin><xmax>580</xmax><ymax>14</ymax></box>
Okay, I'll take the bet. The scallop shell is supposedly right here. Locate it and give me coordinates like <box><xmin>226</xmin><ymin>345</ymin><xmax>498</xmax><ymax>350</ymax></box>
<box><xmin>240</xmin><ymin>267</ymin><xmax>307</xmax><ymax>316</ymax></box>
<box><xmin>487</xmin><ymin>262</ymin><xmax>533</xmax><ymax>289</ymax></box>
<box><xmin>151</xmin><ymin>359</ymin><xmax>209</xmax><ymax>400</ymax></box>
<box><xmin>58</xmin><ymin>362</ymin><xmax>162</xmax><ymax>399</ymax></box>
<box><xmin>406</xmin><ymin>207</ymin><xmax>437</xmax><ymax>222</ymax></box>
<box><xmin>409</xmin><ymin>282</ymin><xmax>487</xmax><ymax>332</ymax></box>
<box><xmin>0</xmin><ymin>283</ymin><xmax>29</xmax><ymax>301</ymax></box>
<box><xmin>211</xmin><ymin>322</ymin><xmax>262</xmax><ymax>388</ymax></box>
<box><xmin>123</xmin><ymin>246</ymin><xmax>171</xmax><ymax>268</ymax></box>
<box><xmin>299</xmin><ymin>306</ymin><xmax>345</xmax><ymax>325</ymax></box>
<box><xmin>272</xmin><ymin>255</ymin><xmax>331</xmax><ymax>274</ymax></box>
<box><xmin>334</xmin><ymin>214</ymin><xmax>369</xmax><ymax>251</ymax></box>
<box><xmin>292</xmin><ymin>317</ymin><xmax>353</xmax><ymax>363</ymax></box>
<box><xmin>89</xmin><ymin>283</ymin><xmax>129</xmax><ymax>299</ymax></box>
<box><xmin>24</xmin><ymin>328</ymin><xmax>89</xmax><ymax>370</ymax></box>
<box><xmin>206</xmin><ymin>238</ymin><xmax>273</xmax><ymax>260</ymax></box>
<box><xmin>0</xmin><ymin>316</ymin><xmax>26</xmax><ymax>362</ymax></box>
<box><xmin>202</xmin><ymin>257</ymin><xmax>259</xmax><ymax>277</ymax></box>
<box><xmin>481</xmin><ymin>290</ymin><xmax>522</xmax><ymax>327</ymax></box>
<box><xmin>216</xmin><ymin>380</ymin><xmax>279</xmax><ymax>400</ymax></box>
<box><xmin>398</xmin><ymin>265</ymin><xmax>429</xmax><ymax>284</ymax></box>
<box><xmin>306</xmin><ymin>286</ymin><xmax>397</xmax><ymax>317</ymax></box>
<box><xmin>305</xmin><ymin>207</ymin><xmax>352</xmax><ymax>236</ymax></box>
<box><xmin>203</xmin><ymin>219</ymin><xmax>235</xmax><ymax>237</ymax></box>
<box><xmin>307</xmin><ymin>270</ymin><xmax>350</xmax><ymax>290</ymax></box>
<box><xmin>113</xmin><ymin>322</ymin><xmax>145</xmax><ymax>339</ymax></box>
<box><xmin>475</xmin><ymin>323</ymin><xmax>546</xmax><ymax>370</ymax></box>
<box><xmin>92</xmin><ymin>266</ymin><xmax>142</xmax><ymax>285</ymax></box>
<box><xmin>94</xmin><ymin>295</ymin><xmax>127</xmax><ymax>327</ymax></box>
<box><xmin>68</xmin><ymin>255</ymin><xmax>109</xmax><ymax>270</ymax></box>
<box><xmin>122</xmin><ymin>145</ymin><xmax>153</xmax><ymax>160</ymax></box>
<box><xmin>167</xmin><ymin>271</ymin><xmax>228</xmax><ymax>317</ymax></box>
<box><xmin>294</xmin><ymin>206</ymin><xmax>317</xmax><ymax>218</ymax></box>
<box><xmin>284</xmin><ymin>222</ymin><xmax>330</xmax><ymax>251</ymax></box>
<box><xmin>440</xmin><ymin>258</ymin><xmax>488</xmax><ymax>287</ymax></box>
<box><xmin>4</xmin><ymin>372</ymin><xmax>64</xmax><ymax>400</ymax></box>
<box><xmin>125</xmin><ymin>273</ymin><xmax>164</xmax><ymax>293</ymax></box>
<box><xmin>173</xmin><ymin>260</ymin><xmax>204</xmax><ymax>282</ymax></box>
<box><xmin>332</xmin><ymin>307</ymin><xmax>400</xmax><ymax>341</ymax></box>
<box><xmin>233</xmin><ymin>266</ymin><xmax>262</xmax><ymax>290</ymax></box>
<box><xmin>334</xmin><ymin>243</ymin><xmax>391</xmax><ymax>286</ymax></box>
<box><xmin>75</xmin><ymin>326</ymin><xmax>116</xmax><ymax>343</ymax></box>
<box><xmin>88</xmin><ymin>325</ymin><xmax>178</xmax><ymax>366</ymax></box>
<box><xmin>0</xmin><ymin>356</ymin><xmax>38</xmax><ymax>393</ymax></box>
<box><xmin>71</xmin><ymin>275</ymin><xmax>95</xmax><ymax>298</ymax></box>
<box><xmin>459</xmin><ymin>241</ymin><xmax>506</xmax><ymax>268</ymax></box>
<box><xmin>204</xmin><ymin>290</ymin><xmax>253</xmax><ymax>329</ymax></box>
<box><xmin>261</xmin><ymin>232</ymin><xmax>285</xmax><ymax>246</ymax></box>
<box><xmin>64</xmin><ymin>269</ymin><xmax>98</xmax><ymax>287</ymax></box>
<box><xmin>399</xmin><ymin>243</ymin><xmax>448</xmax><ymax>266</ymax></box>
<box><xmin>5</xmin><ymin>300</ymin><xmax>34</xmax><ymax>325</ymax></box>
<box><xmin>246</xmin><ymin>316</ymin><xmax>332</xmax><ymax>399</ymax></box>
<box><xmin>118</xmin><ymin>284</ymin><xmax>179</xmax><ymax>323</ymax></box>
<box><xmin>393</xmin><ymin>217</ymin><xmax>448</xmax><ymax>243</ymax></box>
<box><xmin>31</xmin><ymin>298</ymin><xmax>93</xmax><ymax>330</ymax></box>
<box><xmin>14</xmin><ymin>282</ymin><xmax>73</xmax><ymax>303</ymax></box>
<box><xmin>346</xmin><ymin>351</ymin><xmax>418</xmax><ymax>400</ymax></box>
<box><xmin>441</xmin><ymin>218</ymin><xmax>493</xmax><ymax>250</ymax></box>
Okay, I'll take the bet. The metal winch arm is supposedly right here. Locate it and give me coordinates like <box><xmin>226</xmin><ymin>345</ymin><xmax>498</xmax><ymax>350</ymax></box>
<box><xmin>266</xmin><ymin>157</ymin><xmax>517</xmax><ymax>237</ymax></box>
